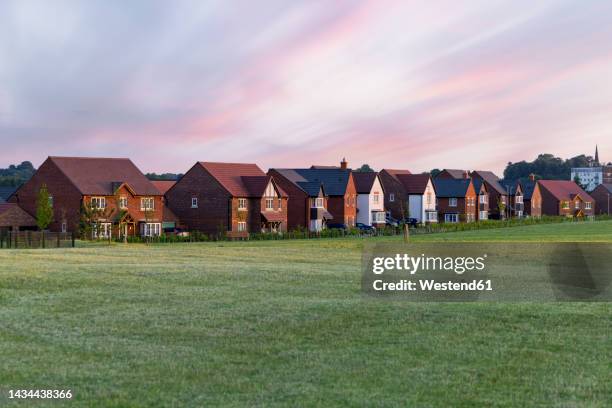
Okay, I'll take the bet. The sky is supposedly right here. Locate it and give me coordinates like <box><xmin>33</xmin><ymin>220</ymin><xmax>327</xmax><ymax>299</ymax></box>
<box><xmin>1</xmin><ymin>0</ymin><xmax>611</xmax><ymax>175</ymax></box>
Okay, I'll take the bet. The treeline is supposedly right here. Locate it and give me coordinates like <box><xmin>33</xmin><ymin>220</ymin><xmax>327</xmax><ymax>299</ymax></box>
<box><xmin>0</xmin><ymin>161</ymin><xmax>36</xmax><ymax>186</ymax></box>
<box><xmin>502</xmin><ymin>154</ymin><xmax>594</xmax><ymax>184</ymax></box>
<box><xmin>145</xmin><ymin>172</ymin><xmax>182</xmax><ymax>181</ymax></box>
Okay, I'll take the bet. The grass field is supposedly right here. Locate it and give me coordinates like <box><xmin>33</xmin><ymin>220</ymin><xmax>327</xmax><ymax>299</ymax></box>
<box><xmin>1</xmin><ymin>221</ymin><xmax>611</xmax><ymax>407</ymax></box>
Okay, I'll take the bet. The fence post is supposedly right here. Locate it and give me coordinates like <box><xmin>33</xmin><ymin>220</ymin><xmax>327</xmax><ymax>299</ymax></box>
<box><xmin>57</xmin><ymin>232</ymin><xmax>61</xmax><ymax>248</ymax></box>
<box><xmin>72</xmin><ymin>232</ymin><xmax>75</xmax><ymax>248</ymax></box>
<box><xmin>42</xmin><ymin>231</ymin><xmax>45</xmax><ymax>249</ymax></box>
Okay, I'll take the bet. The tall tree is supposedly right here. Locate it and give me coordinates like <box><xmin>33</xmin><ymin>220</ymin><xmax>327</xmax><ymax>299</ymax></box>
<box><xmin>36</xmin><ymin>184</ymin><xmax>54</xmax><ymax>230</ymax></box>
<box><xmin>354</xmin><ymin>164</ymin><xmax>375</xmax><ymax>172</ymax></box>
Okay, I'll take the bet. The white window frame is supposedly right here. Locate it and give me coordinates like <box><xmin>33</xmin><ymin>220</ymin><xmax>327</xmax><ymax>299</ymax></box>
<box><xmin>389</xmin><ymin>193</ymin><xmax>395</xmax><ymax>202</ymax></box>
<box><xmin>141</xmin><ymin>197</ymin><xmax>155</xmax><ymax>211</ymax></box>
<box><xmin>265</xmin><ymin>198</ymin><xmax>274</xmax><ymax>210</ymax></box>
<box><xmin>48</xmin><ymin>195</ymin><xmax>54</xmax><ymax>207</ymax></box>
<box><xmin>372</xmin><ymin>211</ymin><xmax>385</xmax><ymax>223</ymax></box>
<box><xmin>575</xmin><ymin>201</ymin><xmax>580</xmax><ymax>209</ymax></box>
<box><xmin>238</xmin><ymin>198</ymin><xmax>247</xmax><ymax>210</ymax></box>
<box><xmin>237</xmin><ymin>221</ymin><xmax>247</xmax><ymax>232</ymax></box>
<box><xmin>191</xmin><ymin>197</ymin><xmax>198</xmax><ymax>208</ymax></box>
<box><xmin>141</xmin><ymin>223</ymin><xmax>161</xmax><ymax>237</ymax></box>
<box><xmin>479</xmin><ymin>210</ymin><xmax>488</xmax><ymax>220</ymax></box>
<box><xmin>91</xmin><ymin>196</ymin><xmax>106</xmax><ymax>209</ymax></box>
<box><xmin>312</xmin><ymin>197</ymin><xmax>324</xmax><ymax>208</ymax></box>
<box><xmin>119</xmin><ymin>196</ymin><xmax>128</xmax><ymax>209</ymax></box>
<box><xmin>93</xmin><ymin>222</ymin><xmax>112</xmax><ymax>239</ymax></box>
<box><xmin>61</xmin><ymin>222</ymin><xmax>67</xmax><ymax>233</ymax></box>
<box><xmin>426</xmin><ymin>193</ymin><xmax>432</xmax><ymax>205</ymax></box>
<box><xmin>585</xmin><ymin>202</ymin><xmax>592</xmax><ymax>209</ymax></box>
<box><xmin>515</xmin><ymin>194</ymin><xmax>523</xmax><ymax>204</ymax></box>
<box><xmin>449</xmin><ymin>197</ymin><xmax>458</xmax><ymax>207</ymax></box>
<box><xmin>373</xmin><ymin>192</ymin><xmax>380</xmax><ymax>204</ymax></box>
<box><xmin>444</xmin><ymin>213</ymin><xmax>458</xmax><ymax>223</ymax></box>
<box><xmin>479</xmin><ymin>194</ymin><xmax>487</xmax><ymax>204</ymax></box>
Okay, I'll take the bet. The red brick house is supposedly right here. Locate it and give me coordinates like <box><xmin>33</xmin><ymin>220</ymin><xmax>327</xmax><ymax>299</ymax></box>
<box><xmin>268</xmin><ymin>169</ymin><xmax>332</xmax><ymax>232</ymax></box>
<box><xmin>469</xmin><ymin>171</ymin><xmax>509</xmax><ymax>219</ymax></box>
<box><xmin>166</xmin><ymin>162</ymin><xmax>288</xmax><ymax>237</ymax></box>
<box><xmin>590</xmin><ymin>183</ymin><xmax>611</xmax><ymax>214</ymax></box>
<box><xmin>471</xmin><ymin>179</ymin><xmax>490</xmax><ymax>221</ymax></box>
<box><xmin>0</xmin><ymin>203</ymin><xmax>37</xmax><ymax>233</ymax></box>
<box><xmin>432</xmin><ymin>177</ymin><xmax>477</xmax><ymax>223</ymax></box>
<box><xmin>378</xmin><ymin>169</ymin><xmax>412</xmax><ymax>220</ymax></box>
<box><xmin>506</xmin><ymin>183</ymin><xmax>524</xmax><ymax>218</ymax></box>
<box><xmin>538</xmin><ymin>180</ymin><xmax>595</xmax><ymax>217</ymax></box>
<box><xmin>518</xmin><ymin>175</ymin><xmax>543</xmax><ymax>217</ymax></box>
<box><xmin>269</xmin><ymin>161</ymin><xmax>356</xmax><ymax>229</ymax></box>
<box><xmin>10</xmin><ymin>157</ymin><xmax>166</xmax><ymax>238</ymax></box>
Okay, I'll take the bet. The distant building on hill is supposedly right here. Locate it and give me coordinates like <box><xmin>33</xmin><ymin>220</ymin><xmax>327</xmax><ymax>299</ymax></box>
<box><xmin>571</xmin><ymin>145</ymin><xmax>612</xmax><ymax>191</ymax></box>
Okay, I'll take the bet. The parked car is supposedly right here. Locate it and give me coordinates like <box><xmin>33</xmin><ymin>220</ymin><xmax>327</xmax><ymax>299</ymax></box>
<box><xmin>355</xmin><ymin>223</ymin><xmax>376</xmax><ymax>234</ymax></box>
<box><xmin>402</xmin><ymin>218</ymin><xmax>418</xmax><ymax>227</ymax></box>
<box><xmin>327</xmin><ymin>223</ymin><xmax>348</xmax><ymax>230</ymax></box>
<box><xmin>385</xmin><ymin>214</ymin><xmax>399</xmax><ymax>227</ymax></box>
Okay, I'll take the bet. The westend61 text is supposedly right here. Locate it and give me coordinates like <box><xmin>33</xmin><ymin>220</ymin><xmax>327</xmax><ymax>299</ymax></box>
<box><xmin>373</xmin><ymin>279</ymin><xmax>493</xmax><ymax>292</ymax></box>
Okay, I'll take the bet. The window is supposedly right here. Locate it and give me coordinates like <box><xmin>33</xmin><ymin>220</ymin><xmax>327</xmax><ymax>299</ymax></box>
<box><xmin>585</xmin><ymin>202</ymin><xmax>592</xmax><ymax>209</ymax></box>
<box><xmin>479</xmin><ymin>211</ymin><xmax>488</xmax><ymax>220</ymax></box>
<box><xmin>191</xmin><ymin>197</ymin><xmax>198</xmax><ymax>208</ymax></box>
<box><xmin>265</xmin><ymin>198</ymin><xmax>274</xmax><ymax>210</ymax></box>
<box><xmin>312</xmin><ymin>198</ymin><xmax>324</xmax><ymax>208</ymax></box>
<box><xmin>237</xmin><ymin>221</ymin><xmax>247</xmax><ymax>232</ymax></box>
<box><xmin>141</xmin><ymin>197</ymin><xmax>155</xmax><ymax>211</ymax></box>
<box><xmin>373</xmin><ymin>192</ymin><xmax>380</xmax><ymax>204</ymax></box>
<box><xmin>119</xmin><ymin>196</ymin><xmax>128</xmax><ymax>209</ymax></box>
<box><xmin>466</xmin><ymin>213</ymin><xmax>475</xmax><ymax>222</ymax></box>
<box><xmin>501</xmin><ymin>196</ymin><xmax>507</xmax><ymax>204</ymax></box>
<box><xmin>373</xmin><ymin>211</ymin><xmax>385</xmax><ymax>223</ymax></box>
<box><xmin>426</xmin><ymin>211</ymin><xmax>437</xmax><ymax>221</ymax></box>
<box><xmin>449</xmin><ymin>198</ymin><xmax>458</xmax><ymax>207</ymax></box>
<box><xmin>515</xmin><ymin>195</ymin><xmax>523</xmax><ymax>204</ymax></box>
<box><xmin>93</xmin><ymin>222</ymin><xmax>112</xmax><ymax>239</ymax></box>
<box><xmin>479</xmin><ymin>194</ymin><xmax>487</xmax><ymax>204</ymax></box>
<box><xmin>389</xmin><ymin>193</ymin><xmax>395</xmax><ymax>202</ymax></box>
<box><xmin>91</xmin><ymin>197</ymin><xmax>106</xmax><ymax>209</ymax></box>
<box><xmin>238</xmin><ymin>198</ymin><xmax>247</xmax><ymax>210</ymax></box>
<box><xmin>444</xmin><ymin>213</ymin><xmax>458</xmax><ymax>223</ymax></box>
<box><xmin>561</xmin><ymin>201</ymin><xmax>569</xmax><ymax>209</ymax></box>
<box><xmin>48</xmin><ymin>195</ymin><xmax>54</xmax><ymax>207</ymax></box>
<box><xmin>142</xmin><ymin>223</ymin><xmax>161</xmax><ymax>237</ymax></box>
<box><xmin>575</xmin><ymin>201</ymin><xmax>580</xmax><ymax>209</ymax></box>
<box><xmin>426</xmin><ymin>193</ymin><xmax>432</xmax><ymax>205</ymax></box>
<box><xmin>61</xmin><ymin>222</ymin><xmax>67</xmax><ymax>233</ymax></box>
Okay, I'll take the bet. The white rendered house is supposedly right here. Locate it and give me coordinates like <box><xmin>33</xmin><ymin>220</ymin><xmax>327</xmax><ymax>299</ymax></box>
<box><xmin>401</xmin><ymin>174</ymin><xmax>437</xmax><ymax>223</ymax></box>
<box><xmin>353</xmin><ymin>172</ymin><xmax>386</xmax><ymax>227</ymax></box>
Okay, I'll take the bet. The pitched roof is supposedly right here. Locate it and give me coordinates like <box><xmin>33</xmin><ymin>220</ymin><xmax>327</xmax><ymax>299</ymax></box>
<box><xmin>539</xmin><ymin>180</ymin><xmax>594</xmax><ymax>202</ymax></box>
<box><xmin>271</xmin><ymin>168</ymin><xmax>351</xmax><ymax>196</ymax></box>
<box><xmin>0</xmin><ymin>203</ymin><xmax>37</xmax><ymax>227</ymax></box>
<box><xmin>594</xmin><ymin>183</ymin><xmax>612</xmax><ymax>194</ymax></box>
<box><xmin>352</xmin><ymin>172</ymin><xmax>378</xmax><ymax>194</ymax></box>
<box><xmin>521</xmin><ymin>180</ymin><xmax>537</xmax><ymax>200</ymax></box>
<box><xmin>382</xmin><ymin>169</ymin><xmax>412</xmax><ymax>182</ymax></box>
<box><xmin>440</xmin><ymin>169</ymin><xmax>467</xmax><ymax>179</ymax></box>
<box><xmin>396</xmin><ymin>174</ymin><xmax>431</xmax><ymax>194</ymax></box>
<box><xmin>471</xmin><ymin>170</ymin><xmax>507</xmax><ymax>194</ymax></box>
<box><xmin>48</xmin><ymin>157</ymin><xmax>160</xmax><ymax>196</ymax></box>
<box><xmin>151</xmin><ymin>180</ymin><xmax>176</xmax><ymax>195</ymax></box>
<box><xmin>433</xmin><ymin>178</ymin><xmax>472</xmax><ymax>198</ymax></box>
<box><xmin>0</xmin><ymin>186</ymin><xmax>18</xmax><ymax>203</ymax></box>
<box><xmin>199</xmin><ymin>162</ymin><xmax>286</xmax><ymax>197</ymax></box>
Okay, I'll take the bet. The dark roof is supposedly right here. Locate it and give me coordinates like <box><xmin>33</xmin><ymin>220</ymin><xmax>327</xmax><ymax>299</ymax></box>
<box><xmin>152</xmin><ymin>180</ymin><xmax>176</xmax><ymax>195</ymax></box>
<box><xmin>471</xmin><ymin>170</ymin><xmax>506</xmax><ymax>195</ymax></box>
<box><xmin>433</xmin><ymin>178</ymin><xmax>472</xmax><ymax>198</ymax></box>
<box><xmin>199</xmin><ymin>162</ymin><xmax>286</xmax><ymax>197</ymax></box>
<box><xmin>396</xmin><ymin>174</ymin><xmax>430</xmax><ymax>194</ymax></box>
<box><xmin>271</xmin><ymin>168</ymin><xmax>351</xmax><ymax>196</ymax></box>
<box><xmin>0</xmin><ymin>186</ymin><xmax>17</xmax><ymax>203</ymax></box>
<box><xmin>352</xmin><ymin>172</ymin><xmax>378</xmax><ymax>194</ymax></box>
<box><xmin>382</xmin><ymin>169</ymin><xmax>412</xmax><ymax>182</ymax></box>
<box><xmin>521</xmin><ymin>181</ymin><xmax>537</xmax><ymax>200</ymax></box>
<box><xmin>271</xmin><ymin>169</ymin><xmax>323</xmax><ymax>197</ymax></box>
<box><xmin>539</xmin><ymin>180</ymin><xmax>594</xmax><ymax>202</ymax></box>
<box><xmin>48</xmin><ymin>157</ymin><xmax>160</xmax><ymax>196</ymax></box>
<box><xmin>594</xmin><ymin>183</ymin><xmax>612</xmax><ymax>194</ymax></box>
<box><xmin>440</xmin><ymin>169</ymin><xmax>467</xmax><ymax>179</ymax></box>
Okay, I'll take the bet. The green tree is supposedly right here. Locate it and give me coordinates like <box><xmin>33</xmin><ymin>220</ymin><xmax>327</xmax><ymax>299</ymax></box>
<box><xmin>430</xmin><ymin>169</ymin><xmax>441</xmax><ymax>178</ymax></box>
<box><xmin>36</xmin><ymin>184</ymin><xmax>54</xmax><ymax>230</ymax></box>
<box><xmin>354</xmin><ymin>164</ymin><xmax>375</xmax><ymax>172</ymax></box>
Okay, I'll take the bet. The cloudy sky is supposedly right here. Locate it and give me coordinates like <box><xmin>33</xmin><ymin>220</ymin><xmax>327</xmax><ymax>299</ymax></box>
<box><xmin>1</xmin><ymin>0</ymin><xmax>611</xmax><ymax>174</ymax></box>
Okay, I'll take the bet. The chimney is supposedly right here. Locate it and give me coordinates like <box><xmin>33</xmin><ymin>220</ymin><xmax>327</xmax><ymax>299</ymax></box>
<box><xmin>463</xmin><ymin>171</ymin><xmax>469</xmax><ymax>179</ymax></box>
<box><xmin>529</xmin><ymin>173</ymin><xmax>535</xmax><ymax>181</ymax></box>
<box><xmin>340</xmin><ymin>157</ymin><xmax>348</xmax><ymax>170</ymax></box>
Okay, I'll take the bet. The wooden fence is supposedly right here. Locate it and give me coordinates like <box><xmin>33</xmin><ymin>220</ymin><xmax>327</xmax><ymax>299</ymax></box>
<box><xmin>0</xmin><ymin>231</ymin><xmax>75</xmax><ymax>249</ymax></box>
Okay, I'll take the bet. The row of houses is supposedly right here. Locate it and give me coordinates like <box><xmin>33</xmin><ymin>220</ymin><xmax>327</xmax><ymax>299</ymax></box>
<box><xmin>1</xmin><ymin>156</ymin><xmax>608</xmax><ymax>238</ymax></box>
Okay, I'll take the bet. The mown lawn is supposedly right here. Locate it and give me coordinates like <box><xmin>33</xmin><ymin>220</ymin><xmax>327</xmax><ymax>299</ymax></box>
<box><xmin>1</xmin><ymin>221</ymin><xmax>611</xmax><ymax>407</ymax></box>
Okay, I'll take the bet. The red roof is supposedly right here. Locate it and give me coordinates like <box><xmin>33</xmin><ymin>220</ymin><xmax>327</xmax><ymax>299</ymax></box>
<box><xmin>383</xmin><ymin>169</ymin><xmax>412</xmax><ymax>180</ymax></box>
<box><xmin>152</xmin><ymin>180</ymin><xmax>176</xmax><ymax>195</ymax></box>
<box><xmin>538</xmin><ymin>180</ymin><xmax>594</xmax><ymax>202</ymax></box>
<box><xmin>0</xmin><ymin>203</ymin><xmax>37</xmax><ymax>227</ymax></box>
<box><xmin>48</xmin><ymin>157</ymin><xmax>160</xmax><ymax>196</ymax></box>
<box><xmin>199</xmin><ymin>162</ymin><xmax>286</xmax><ymax>197</ymax></box>
<box><xmin>396</xmin><ymin>174</ymin><xmax>431</xmax><ymax>194</ymax></box>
